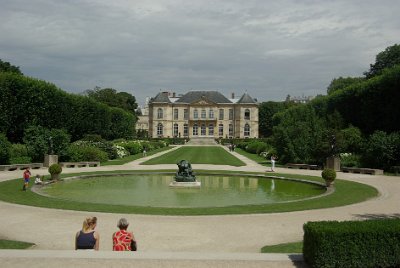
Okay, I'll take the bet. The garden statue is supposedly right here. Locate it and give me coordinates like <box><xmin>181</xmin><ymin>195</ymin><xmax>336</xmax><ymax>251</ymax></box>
<box><xmin>174</xmin><ymin>160</ymin><xmax>196</xmax><ymax>182</ymax></box>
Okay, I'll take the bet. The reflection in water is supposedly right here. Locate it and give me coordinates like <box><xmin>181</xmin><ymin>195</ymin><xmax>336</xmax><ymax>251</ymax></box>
<box><xmin>42</xmin><ymin>175</ymin><xmax>325</xmax><ymax>208</ymax></box>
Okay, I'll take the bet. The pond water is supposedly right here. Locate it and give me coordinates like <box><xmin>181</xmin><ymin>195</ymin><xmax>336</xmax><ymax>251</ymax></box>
<box><xmin>41</xmin><ymin>175</ymin><xmax>325</xmax><ymax>208</ymax></box>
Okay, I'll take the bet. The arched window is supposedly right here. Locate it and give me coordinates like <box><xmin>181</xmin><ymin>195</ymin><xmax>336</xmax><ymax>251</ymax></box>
<box><xmin>201</xmin><ymin>109</ymin><xmax>206</xmax><ymax>119</ymax></box>
<box><xmin>194</xmin><ymin>109</ymin><xmax>198</xmax><ymax>119</ymax></box>
<box><xmin>244</xmin><ymin>123</ymin><xmax>250</xmax><ymax>137</ymax></box>
<box><xmin>157</xmin><ymin>123</ymin><xmax>163</xmax><ymax>136</ymax></box>
<box><xmin>201</xmin><ymin>123</ymin><xmax>206</xmax><ymax>135</ymax></box>
<box><xmin>218</xmin><ymin>124</ymin><xmax>224</xmax><ymax>137</ymax></box>
<box><xmin>244</xmin><ymin>109</ymin><xmax>250</xmax><ymax>120</ymax></box>
<box><xmin>209</xmin><ymin>123</ymin><xmax>214</xmax><ymax>136</ymax></box>
<box><xmin>209</xmin><ymin>109</ymin><xmax>214</xmax><ymax>119</ymax></box>
<box><xmin>157</xmin><ymin>108</ymin><xmax>163</xmax><ymax>119</ymax></box>
<box><xmin>193</xmin><ymin>123</ymin><xmax>198</xmax><ymax>136</ymax></box>
<box><xmin>173</xmin><ymin>123</ymin><xmax>178</xmax><ymax>137</ymax></box>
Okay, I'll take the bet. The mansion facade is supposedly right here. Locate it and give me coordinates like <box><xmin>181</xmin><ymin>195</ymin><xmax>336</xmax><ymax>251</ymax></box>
<box><xmin>147</xmin><ymin>91</ymin><xmax>259</xmax><ymax>139</ymax></box>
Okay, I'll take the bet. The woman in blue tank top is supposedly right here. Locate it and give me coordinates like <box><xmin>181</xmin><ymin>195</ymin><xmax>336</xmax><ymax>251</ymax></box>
<box><xmin>75</xmin><ymin>216</ymin><xmax>100</xmax><ymax>250</ymax></box>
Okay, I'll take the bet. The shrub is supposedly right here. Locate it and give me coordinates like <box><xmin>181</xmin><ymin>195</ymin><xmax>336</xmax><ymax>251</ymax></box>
<box><xmin>10</xmin><ymin>143</ymin><xmax>29</xmax><ymax>158</ymax></box>
<box><xmin>246</xmin><ymin>141</ymin><xmax>268</xmax><ymax>154</ymax></box>
<box><xmin>120</xmin><ymin>141</ymin><xmax>143</xmax><ymax>155</ymax></box>
<box><xmin>321</xmin><ymin>168</ymin><xmax>336</xmax><ymax>182</ymax></box>
<box><xmin>66</xmin><ymin>145</ymin><xmax>108</xmax><ymax>162</ymax></box>
<box><xmin>10</xmin><ymin>156</ymin><xmax>32</xmax><ymax>164</ymax></box>
<box><xmin>48</xmin><ymin>163</ymin><xmax>62</xmax><ymax>180</ymax></box>
<box><xmin>0</xmin><ymin>133</ymin><xmax>11</xmax><ymax>164</ymax></box>
<box><xmin>340</xmin><ymin>153</ymin><xmax>361</xmax><ymax>167</ymax></box>
<box><xmin>303</xmin><ymin>219</ymin><xmax>400</xmax><ymax>268</ymax></box>
<box><xmin>72</xmin><ymin>140</ymin><xmax>117</xmax><ymax>160</ymax></box>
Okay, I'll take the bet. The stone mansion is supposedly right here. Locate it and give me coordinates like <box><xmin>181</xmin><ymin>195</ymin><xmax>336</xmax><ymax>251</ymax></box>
<box><xmin>143</xmin><ymin>90</ymin><xmax>258</xmax><ymax>139</ymax></box>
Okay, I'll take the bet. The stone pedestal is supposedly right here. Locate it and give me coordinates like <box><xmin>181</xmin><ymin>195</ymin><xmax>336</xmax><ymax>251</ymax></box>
<box><xmin>169</xmin><ymin>181</ymin><xmax>201</xmax><ymax>188</ymax></box>
<box><xmin>326</xmin><ymin>156</ymin><xmax>340</xmax><ymax>171</ymax></box>
<box><xmin>44</xmin><ymin>155</ymin><xmax>58</xmax><ymax>168</ymax></box>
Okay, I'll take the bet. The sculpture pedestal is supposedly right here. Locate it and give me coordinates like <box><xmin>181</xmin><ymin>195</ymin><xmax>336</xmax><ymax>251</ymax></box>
<box><xmin>169</xmin><ymin>181</ymin><xmax>201</xmax><ymax>188</ymax></box>
<box><xmin>44</xmin><ymin>154</ymin><xmax>58</xmax><ymax>168</ymax></box>
<box><xmin>326</xmin><ymin>156</ymin><xmax>340</xmax><ymax>171</ymax></box>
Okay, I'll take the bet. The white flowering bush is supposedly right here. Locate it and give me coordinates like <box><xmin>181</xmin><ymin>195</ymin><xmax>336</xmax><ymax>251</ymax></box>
<box><xmin>113</xmin><ymin>145</ymin><xmax>129</xmax><ymax>158</ymax></box>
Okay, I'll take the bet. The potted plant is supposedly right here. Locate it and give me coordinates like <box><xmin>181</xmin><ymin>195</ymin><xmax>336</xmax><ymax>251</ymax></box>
<box><xmin>48</xmin><ymin>163</ymin><xmax>62</xmax><ymax>180</ymax></box>
<box><xmin>321</xmin><ymin>168</ymin><xmax>336</xmax><ymax>187</ymax></box>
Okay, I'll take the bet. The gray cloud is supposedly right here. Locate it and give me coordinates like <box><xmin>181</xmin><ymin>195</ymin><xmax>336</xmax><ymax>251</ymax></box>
<box><xmin>1</xmin><ymin>0</ymin><xmax>399</xmax><ymax>104</ymax></box>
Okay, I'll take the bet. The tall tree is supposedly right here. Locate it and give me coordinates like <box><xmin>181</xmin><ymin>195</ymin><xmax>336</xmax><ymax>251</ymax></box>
<box><xmin>0</xmin><ymin>59</ymin><xmax>23</xmax><ymax>75</ymax></box>
<box><xmin>327</xmin><ymin>77</ymin><xmax>364</xmax><ymax>95</ymax></box>
<box><xmin>85</xmin><ymin>87</ymin><xmax>138</xmax><ymax>115</ymax></box>
<box><xmin>364</xmin><ymin>44</ymin><xmax>400</xmax><ymax>78</ymax></box>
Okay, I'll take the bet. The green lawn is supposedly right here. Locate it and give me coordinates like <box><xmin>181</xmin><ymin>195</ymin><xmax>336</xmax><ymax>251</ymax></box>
<box><xmin>141</xmin><ymin>146</ymin><xmax>246</xmax><ymax>166</ymax></box>
<box><xmin>261</xmin><ymin>241</ymin><xmax>302</xmax><ymax>253</ymax></box>
<box><xmin>101</xmin><ymin>146</ymin><xmax>171</xmax><ymax>166</ymax></box>
<box><xmin>0</xmin><ymin>170</ymin><xmax>378</xmax><ymax>215</ymax></box>
<box><xmin>0</xmin><ymin>239</ymin><xmax>35</xmax><ymax>249</ymax></box>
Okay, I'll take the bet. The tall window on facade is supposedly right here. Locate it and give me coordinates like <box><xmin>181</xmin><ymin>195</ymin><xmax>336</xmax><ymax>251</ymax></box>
<box><xmin>157</xmin><ymin>108</ymin><xmax>163</xmax><ymax>119</ymax></box>
<box><xmin>184</xmin><ymin>109</ymin><xmax>188</xmax><ymax>120</ymax></box>
<box><xmin>201</xmin><ymin>124</ymin><xmax>206</xmax><ymax>135</ymax></box>
<box><xmin>218</xmin><ymin>124</ymin><xmax>224</xmax><ymax>137</ymax></box>
<box><xmin>201</xmin><ymin>109</ymin><xmax>206</xmax><ymax>119</ymax></box>
<box><xmin>183</xmin><ymin>124</ymin><xmax>188</xmax><ymax>136</ymax></box>
<box><xmin>209</xmin><ymin>123</ymin><xmax>214</xmax><ymax>136</ymax></box>
<box><xmin>209</xmin><ymin>109</ymin><xmax>214</xmax><ymax>119</ymax></box>
<box><xmin>157</xmin><ymin>123</ymin><xmax>163</xmax><ymax>136</ymax></box>
<box><xmin>229</xmin><ymin>109</ymin><xmax>233</xmax><ymax>120</ymax></box>
<box><xmin>174</xmin><ymin>109</ymin><xmax>179</xmax><ymax>120</ymax></box>
<box><xmin>229</xmin><ymin>124</ymin><xmax>233</xmax><ymax>137</ymax></box>
<box><xmin>244</xmin><ymin>123</ymin><xmax>250</xmax><ymax>137</ymax></box>
<box><xmin>219</xmin><ymin>109</ymin><xmax>224</xmax><ymax>120</ymax></box>
<box><xmin>194</xmin><ymin>109</ymin><xmax>198</xmax><ymax>119</ymax></box>
<box><xmin>244</xmin><ymin>109</ymin><xmax>250</xmax><ymax>120</ymax></box>
<box><xmin>173</xmin><ymin>123</ymin><xmax>178</xmax><ymax>137</ymax></box>
<box><xmin>193</xmin><ymin>123</ymin><xmax>198</xmax><ymax>136</ymax></box>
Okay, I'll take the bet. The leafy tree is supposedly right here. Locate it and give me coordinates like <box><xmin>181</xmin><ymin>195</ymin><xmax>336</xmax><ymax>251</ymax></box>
<box><xmin>85</xmin><ymin>87</ymin><xmax>138</xmax><ymax>115</ymax></box>
<box><xmin>327</xmin><ymin>77</ymin><xmax>364</xmax><ymax>95</ymax></box>
<box><xmin>272</xmin><ymin>104</ymin><xmax>327</xmax><ymax>164</ymax></box>
<box><xmin>361</xmin><ymin>131</ymin><xmax>400</xmax><ymax>170</ymax></box>
<box><xmin>258</xmin><ymin>101</ymin><xmax>296</xmax><ymax>137</ymax></box>
<box><xmin>23</xmin><ymin>126</ymin><xmax>70</xmax><ymax>161</ymax></box>
<box><xmin>364</xmin><ymin>44</ymin><xmax>400</xmax><ymax>78</ymax></box>
<box><xmin>0</xmin><ymin>59</ymin><xmax>23</xmax><ymax>75</ymax></box>
<box><xmin>0</xmin><ymin>133</ymin><xmax>11</xmax><ymax>164</ymax></box>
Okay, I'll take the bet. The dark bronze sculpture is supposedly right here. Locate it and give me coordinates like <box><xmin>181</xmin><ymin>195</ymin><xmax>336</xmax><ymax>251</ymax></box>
<box><xmin>175</xmin><ymin>160</ymin><xmax>196</xmax><ymax>182</ymax></box>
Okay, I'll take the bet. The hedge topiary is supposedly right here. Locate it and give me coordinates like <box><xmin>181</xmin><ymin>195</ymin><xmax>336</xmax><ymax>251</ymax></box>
<box><xmin>303</xmin><ymin>219</ymin><xmax>400</xmax><ymax>268</ymax></box>
<box><xmin>0</xmin><ymin>133</ymin><xmax>11</xmax><ymax>165</ymax></box>
<box><xmin>321</xmin><ymin>168</ymin><xmax>336</xmax><ymax>186</ymax></box>
<box><xmin>48</xmin><ymin>163</ymin><xmax>62</xmax><ymax>180</ymax></box>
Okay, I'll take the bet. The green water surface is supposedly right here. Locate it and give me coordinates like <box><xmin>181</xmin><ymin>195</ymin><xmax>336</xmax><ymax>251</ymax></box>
<box><xmin>41</xmin><ymin>175</ymin><xmax>325</xmax><ymax>208</ymax></box>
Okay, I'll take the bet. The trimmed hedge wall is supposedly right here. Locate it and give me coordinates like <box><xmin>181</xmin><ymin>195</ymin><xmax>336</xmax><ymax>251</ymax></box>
<box><xmin>303</xmin><ymin>219</ymin><xmax>400</xmax><ymax>268</ymax></box>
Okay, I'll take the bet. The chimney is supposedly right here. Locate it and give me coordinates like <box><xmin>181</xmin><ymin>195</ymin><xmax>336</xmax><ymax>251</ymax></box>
<box><xmin>231</xmin><ymin>92</ymin><xmax>235</xmax><ymax>99</ymax></box>
<box><xmin>173</xmin><ymin>92</ymin><xmax>176</xmax><ymax>97</ymax></box>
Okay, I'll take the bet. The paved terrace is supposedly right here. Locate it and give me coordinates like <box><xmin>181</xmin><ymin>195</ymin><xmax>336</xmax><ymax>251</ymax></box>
<box><xmin>0</xmin><ymin>142</ymin><xmax>399</xmax><ymax>267</ymax></box>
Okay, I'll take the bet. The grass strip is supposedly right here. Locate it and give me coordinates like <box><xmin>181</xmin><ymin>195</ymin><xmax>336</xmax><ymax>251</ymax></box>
<box><xmin>0</xmin><ymin>239</ymin><xmax>35</xmax><ymax>249</ymax></box>
<box><xmin>0</xmin><ymin>170</ymin><xmax>378</xmax><ymax>215</ymax></box>
<box><xmin>141</xmin><ymin>146</ymin><xmax>245</xmax><ymax>166</ymax></box>
<box><xmin>261</xmin><ymin>241</ymin><xmax>302</xmax><ymax>253</ymax></box>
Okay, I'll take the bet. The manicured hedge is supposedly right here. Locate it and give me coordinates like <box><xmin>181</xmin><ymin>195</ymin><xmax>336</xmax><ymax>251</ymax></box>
<box><xmin>303</xmin><ymin>219</ymin><xmax>400</xmax><ymax>268</ymax></box>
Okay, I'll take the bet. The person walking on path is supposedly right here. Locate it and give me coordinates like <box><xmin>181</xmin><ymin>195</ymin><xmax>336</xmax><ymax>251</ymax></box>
<box><xmin>270</xmin><ymin>156</ymin><xmax>276</xmax><ymax>172</ymax></box>
<box><xmin>75</xmin><ymin>216</ymin><xmax>100</xmax><ymax>250</ymax></box>
<box><xmin>112</xmin><ymin>218</ymin><xmax>136</xmax><ymax>251</ymax></box>
<box><xmin>22</xmin><ymin>167</ymin><xmax>31</xmax><ymax>191</ymax></box>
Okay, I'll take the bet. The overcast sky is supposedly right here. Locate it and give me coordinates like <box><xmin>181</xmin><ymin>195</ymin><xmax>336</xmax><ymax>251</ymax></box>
<box><xmin>1</xmin><ymin>0</ymin><xmax>399</xmax><ymax>105</ymax></box>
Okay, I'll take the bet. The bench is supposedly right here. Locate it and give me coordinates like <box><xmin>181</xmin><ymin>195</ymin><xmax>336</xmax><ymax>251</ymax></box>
<box><xmin>59</xmin><ymin>162</ymin><xmax>100</xmax><ymax>168</ymax></box>
<box><xmin>341</xmin><ymin>167</ymin><xmax>384</xmax><ymax>175</ymax></box>
<box><xmin>0</xmin><ymin>165</ymin><xmax>18</xmax><ymax>171</ymax></box>
<box><xmin>286</xmin><ymin>163</ymin><xmax>321</xmax><ymax>170</ymax></box>
<box><xmin>0</xmin><ymin>163</ymin><xmax>44</xmax><ymax>171</ymax></box>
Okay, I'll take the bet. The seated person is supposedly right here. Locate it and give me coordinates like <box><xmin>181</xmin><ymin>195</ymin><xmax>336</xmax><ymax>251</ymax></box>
<box><xmin>75</xmin><ymin>217</ymin><xmax>100</xmax><ymax>250</ymax></box>
<box><xmin>34</xmin><ymin>174</ymin><xmax>43</xmax><ymax>185</ymax></box>
<box><xmin>112</xmin><ymin>218</ymin><xmax>136</xmax><ymax>251</ymax></box>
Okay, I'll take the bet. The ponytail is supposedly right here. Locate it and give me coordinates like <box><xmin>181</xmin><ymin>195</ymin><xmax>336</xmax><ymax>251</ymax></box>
<box><xmin>82</xmin><ymin>216</ymin><xmax>97</xmax><ymax>232</ymax></box>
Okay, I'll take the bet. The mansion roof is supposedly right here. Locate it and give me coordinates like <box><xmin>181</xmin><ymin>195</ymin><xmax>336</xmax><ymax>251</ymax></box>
<box><xmin>150</xmin><ymin>91</ymin><xmax>257</xmax><ymax>105</ymax></box>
